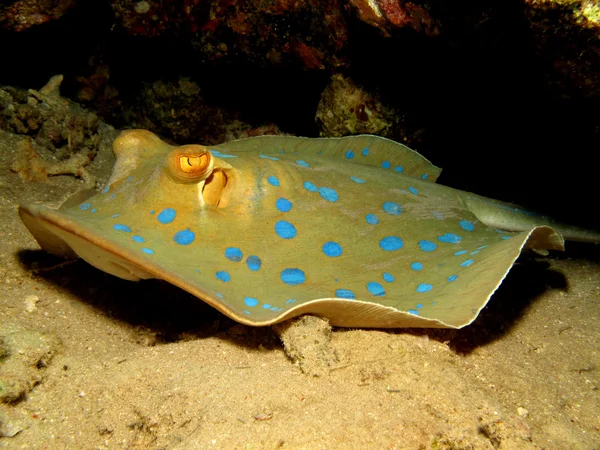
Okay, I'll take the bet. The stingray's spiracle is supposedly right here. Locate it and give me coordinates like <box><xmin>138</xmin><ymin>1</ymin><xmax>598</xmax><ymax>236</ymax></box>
<box><xmin>164</xmin><ymin>146</ymin><xmax>214</xmax><ymax>184</ymax></box>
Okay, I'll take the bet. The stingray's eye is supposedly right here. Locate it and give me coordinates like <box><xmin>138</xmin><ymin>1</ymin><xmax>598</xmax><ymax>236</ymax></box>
<box><xmin>165</xmin><ymin>146</ymin><xmax>214</xmax><ymax>183</ymax></box>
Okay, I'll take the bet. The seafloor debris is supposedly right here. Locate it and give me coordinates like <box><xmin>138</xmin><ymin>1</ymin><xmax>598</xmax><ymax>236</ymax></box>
<box><xmin>1</xmin><ymin>75</ymin><xmax>101</xmax><ymax>188</ymax></box>
<box><xmin>0</xmin><ymin>328</ymin><xmax>61</xmax><ymax>405</ymax></box>
<box><xmin>11</xmin><ymin>137</ymin><xmax>96</xmax><ymax>188</ymax></box>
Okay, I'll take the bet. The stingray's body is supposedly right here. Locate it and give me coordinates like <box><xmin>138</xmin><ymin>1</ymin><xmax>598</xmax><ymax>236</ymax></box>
<box><xmin>19</xmin><ymin>130</ymin><xmax>600</xmax><ymax>328</ymax></box>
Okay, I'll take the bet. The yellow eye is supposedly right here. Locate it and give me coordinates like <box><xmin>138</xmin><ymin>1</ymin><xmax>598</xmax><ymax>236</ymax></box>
<box><xmin>165</xmin><ymin>146</ymin><xmax>214</xmax><ymax>183</ymax></box>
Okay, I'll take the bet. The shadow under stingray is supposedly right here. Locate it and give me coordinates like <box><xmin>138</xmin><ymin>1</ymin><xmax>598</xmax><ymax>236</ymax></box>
<box><xmin>425</xmin><ymin>256</ymin><xmax>568</xmax><ymax>353</ymax></box>
<box><xmin>17</xmin><ymin>249</ymin><xmax>281</xmax><ymax>350</ymax></box>
<box><xmin>17</xmin><ymin>249</ymin><xmax>571</xmax><ymax>355</ymax></box>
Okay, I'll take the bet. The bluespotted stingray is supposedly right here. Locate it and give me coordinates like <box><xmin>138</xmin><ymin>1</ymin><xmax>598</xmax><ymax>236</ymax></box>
<box><xmin>18</xmin><ymin>130</ymin><xmax>600</xmax><ymax>328</ymax></box>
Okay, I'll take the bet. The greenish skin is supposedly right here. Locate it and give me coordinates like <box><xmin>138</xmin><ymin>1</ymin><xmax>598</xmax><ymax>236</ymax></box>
<box><xmin>18</xmin><ymin>131</ymin><xmax>600</xmax><ymax>329</ymax></box>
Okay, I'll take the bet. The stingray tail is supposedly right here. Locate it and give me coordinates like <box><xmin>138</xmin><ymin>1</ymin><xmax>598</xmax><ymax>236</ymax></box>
<box><xmin>460</xmin><ymin>192</ymin><xmax>600</xmax><ymax>244</ymax></box>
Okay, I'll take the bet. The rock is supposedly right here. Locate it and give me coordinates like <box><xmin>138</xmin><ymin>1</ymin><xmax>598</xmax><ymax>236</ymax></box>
<box><xmin>111</xmin><ymin>0</ymin><xmax>349</xmax><ymax>69</ymax></box>
<box><xmin>524</xmin><ymin>0</ymin><xmax>600</xmax><ymax>99</ymax></box>
<box><xmin>273</xmin><ymin>315</ymin><xmax>339</xmax><ymax>377</ymax></box>
<box><xmin>315</xmin><ymin>74</ymin><xmax>398</xmax><ymax>137</ymax></box>
<box><xmin>348</xmin><ymin>0</ymin><xmax>439</xmax><ymax>37</ymax></box>
<box><xmin>0</xmin><ymin>0</ymin><xmax>78</xmax><ymax>32</ymax></box>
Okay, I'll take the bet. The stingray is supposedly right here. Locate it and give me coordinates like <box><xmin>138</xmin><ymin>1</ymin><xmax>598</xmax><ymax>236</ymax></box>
<box><xmin>18</xmin><ymin>130</ymin><xmax>600</xmax><ymax>328</ymax></box>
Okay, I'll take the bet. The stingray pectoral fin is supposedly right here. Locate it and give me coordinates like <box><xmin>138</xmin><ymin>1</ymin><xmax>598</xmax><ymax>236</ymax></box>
<box><xmin>19</xmin><ymin>204</ymin><xmax>153</xmax><ymax>281</ymax></box>
<box><xmin>523</xmin><ymin>225</ymin><xmax>564</xmax><ymax>250</ymax></box>
<box><xmin>267</xmin><ymin>299</ymin><xmax>448</xmax><ymax>328</ymax></box>
<box><xmin>19</xmin><ymin>205</ymin><xmax>78</xmax><ymax>259</ymax></box>
<box><xmin>58</xmin><ymin>189</ymin><xmax>97</xmax><ymax>210</ymax></box>
<box><xmin>261</xmin><ymin>226</ymin><xmax>563</xmax><ymax>329</ymax></box>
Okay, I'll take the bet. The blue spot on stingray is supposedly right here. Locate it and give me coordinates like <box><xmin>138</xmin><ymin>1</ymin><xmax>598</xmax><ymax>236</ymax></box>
<box><xmin>243</xmin><ymin>310</ymin><xmax>251</xmax><ymax>315</ymax></box>
<box><xmin>382</xmin><ymin>272</ymin><xmax>395</xmax><ymax>282</ymax></box>
<box><xmin>246</xmin><ymin>255</ymin><xmax>262</xmax><ymax>271</ymax></box>
<box><xmin>174</xmin><ymin>228</ymin><xmax>195</xmax><ymax>245</ymax></box>
<box><xmin>417</xmin><ymin>283</ymin><xmax>433</xmax><ymax>293</ymax></box>
<box><xmin>216</xmin><ymin>292</ymin><xmax>224</xmax><ymax>299</ymax></box>
<box><xmin>419</xmin><ymin>240</ymin><xmax>437</xmax><ymax>252</ymax></box>
<box><xmin>336</xmin><ymin>289</ymin><xmax>355</xmax><ymax>299</ymax></box>
<box><xmin>460</xmin><ymin>259</ymin><xmax>474</xmax><ymax>267</ymax></box>
<box><xmin>421</xmin><ymin>174</ymin><xmax>429</xmax><ymax>180</ymax></box>
<box><xmin>303</xmin><ymin>181</ymin><xmax>318</xmax><ymax>192</ymax></box>
<box><xmin>210</xmin><ymin>150</ymin><xmax>237</xmax><ymax>158</ymax></box>
<box><xmin>216</xmin><ymin>271</ymin><xmax>231</xmax><ymax>282</ymax></box>
<box><xmin>350</xmin><ymin>176</ymin><xmax>365</xmax><ymax>184</ymax></box>
<box><xmin>448</xmin><ymin>275</ymin><xmax>458</xmax><ymax>282</ymax></box>
<box><xmin>410</xmin><ymin>262</ymin><xmax>423</xmax><ymax>271</ymax></box>
<box><xmin>379</xmin><ymin>236</ymin><xmax>404</xmax><ymax>251</ymax></box>
<box><xmin>244</xmin><ymin>297</ymin><xmax>259</xmax><ymax>307</ymax></box>
<box><xmin>259</xmin><ymin>154</ymin><xmax>279</xmax><ymax>160</ymax></box>
<box><xmin>157</xmin><ymin>208</ymin><xmax>176</xmax><ymax>224</ymax></box>
<box><xmin>110</xmin><ymin>214</ymin><xmax>120</xmax><ymax>218</ymax></box>
<box><xmin>132</xmin><ymin>235</ymin><xmax>145</xmax><ymax>243</ymax></box>
<box><xmin>276</xmin><ymin>198</ymin><xmax>293</xmax><ymax>212</ymax></box>
<box><xmin>438</xmin><ymin>233</ymin><xmax>462</xmax><ymax>244</ymax></box>
<box><xmin>322</xmin><ymin>241</ymin><xmax>343</xmax><ymax>257</ymax></box>
<box><xmin>365</xmin><ymin>214</ymin><xmax>380</xmax><ymax>225</ymax></box>
<box><xmin>126</xmin><ymin>175</ymin><xmax>133</xmax><ymax>182</ymax></box>
<box><xmin>459</xmin><ymin>220</ymin><xmax>475</xmax><ymax>231</ymax></box>
<box><xmin>367</xmin><ymin>282</ymin><xmax>385</xmax><ymax>296</ymax></box>
<box><xmin>286</xmin><ymin>299</ymin><xmax>297</xmax><ymax>304</ymax></box>
<box><xmin>477</xmin><ymin>245</ymin><xmax>488</xmax><ymax>250</ymax></box>
<box><xmin>362</xmin><ymin>148</ymin><xmax>369</xmax><ymax>156</ymax></box>
<box><xmin>470</xmin><ymin>250</ymin><xmax>480</xmax><ymax>255</ymax></box>
<box><xmin>101</xmin><ymin>186</ymin><xmax>110</xmax><ymax>194</ymax></box>
<box><xmin>382</xmin><ymin>161</ymin><xmax>391</xmax><ymax>169</ymax></box>
<box><xmin>394</xmin><ymin>166</ymin><xmax>404</xmax><ymax>173</ymax></box>
<box><xmin>432</xmin><ymin>211</ymin><xmax>444</xmax><ymax>220</ymax></box>
<box><xmin>150</xmin><ymin>210</ymin><xmax>155</xmax><ymax>215</ymax></box>
<box><xmin>113</xmin><ymin>224</ymin><xmax>132</xmax><ymax>232</ymax></box>
<box><xmin>91</xmin><ymin>208</ymin><xmax>97</xmax><ymax>214</ymax></box>
<box><xmin>501</xmin><ymin>235</ymin><xmax>512</xmax><ymax>240</ymax></box>
<box><xmin>109</xmin><ymin>193</ymin><xmax>117</xmax><ymax>200</ymax></box>
<box><xmin>225</xmin><ymin>247</ymin><xmax>243</xmax><ymax>262</ymax></box>
<box><xmin>408</xmin><ymin>309</ymin><xmax>419</xmax><ymax>315</ymax></box>
<box><xmin>275</xmin><ymin>221</ymin><xmax>297</xmax><ymax>239</ymax></box>
<box><xmin>416</xmin><ymin>303</ymin><xmax>423</xmax><ymax>309</ymax></box>
<box><xmin>408</xmin><ymin>187</ymin><xmax>418</xmax><ymax>195</ymax></box>
<box><xmin>79</xmin><ymin>203</ymin><xmax>91</xmax><ymax>211</ymax></box>
<box><xmin>382</xmin><ymin>201</ymin><xmax>402</xmax><ymax>215</ymax></box>
<box><xmin>296</xmin><ymin>160</ymin><xmax>310</xmax><ymax>168</ymax></box>
<box><xmin>142</xmin><ymin>248</ymin><xmax>154</xmax><ymax>255</ymax></box>
<box><xmin>281</xmin><ymin>268</ymin><xmax>306</xmax><ymax>285</ymax></box>
<box><xmin>267</xmin><ymin>176</ymin><xmax>280</xmax><ymax>187</ymax></box>
<box><xmin>454</xmin><ymin>250</ymin><xmax>468</xmax><ymax>256</ymax></box>
<box><xmin>262</xmin><ymin>304</ymin><xmax>272</xmax><ymax>309</ymax></box>
<box><xmin>345</xmin><ymin>150</ymin><xmax>355</xmax><ymax>159</ymax></box>
<box><xmin>318</xmin><ymin>187</ymin><xmax>338</xmax><ymax>202</ymax></box>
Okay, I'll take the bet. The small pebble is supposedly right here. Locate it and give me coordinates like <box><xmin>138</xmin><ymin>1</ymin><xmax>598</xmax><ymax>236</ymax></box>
<box><xmin>24</xmin><ymin>295</ymin><xmax>40</xmax><ymax>312</ymax></box>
